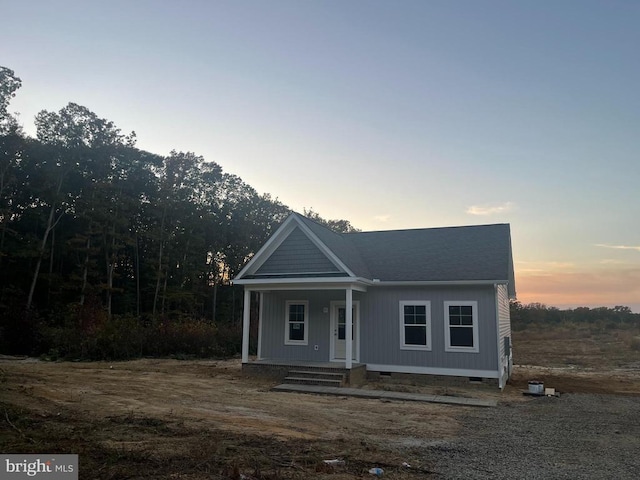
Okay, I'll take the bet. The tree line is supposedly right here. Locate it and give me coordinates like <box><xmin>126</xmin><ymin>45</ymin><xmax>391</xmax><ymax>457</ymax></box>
<box><xmin>0</xmin><ymin>66</ymin><xmax>357</xmax><ymax>358</ymax></box>
<box><xmin>510</xmin><ymin>302</ymin><xmax>640</xmax><ymax>330</ymax></box>
<box><xmin>3</xmin><ymin>66</ymin><xmax>635</xmax><ymax>358</ymax></box>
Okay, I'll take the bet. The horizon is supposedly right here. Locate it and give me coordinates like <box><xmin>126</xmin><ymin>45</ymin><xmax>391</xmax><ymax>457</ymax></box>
<box><xmin>2</xmin><ymin>1</ymin><xmax>639</xmax><ymax>313</ymax></box>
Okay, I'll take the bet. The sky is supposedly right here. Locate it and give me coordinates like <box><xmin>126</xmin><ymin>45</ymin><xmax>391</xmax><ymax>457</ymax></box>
<box><xmin>2</xmin><ymin>1</ymin><xmax>639</xmax><ymax>311</ymax></box>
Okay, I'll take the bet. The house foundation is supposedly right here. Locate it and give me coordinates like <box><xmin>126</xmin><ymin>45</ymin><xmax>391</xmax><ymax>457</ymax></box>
<box><xmin>366</xmin><ymin>370</ymin><xmax>500</xmax><ymax>389</ymax></box>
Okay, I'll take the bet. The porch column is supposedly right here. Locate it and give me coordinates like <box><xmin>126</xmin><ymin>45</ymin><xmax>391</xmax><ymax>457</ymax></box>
<box><xmin>345</xmin><ymin>286</ymin><xmax>353</xmax><ymax>370</ymax></box>
<box><xmin>241</xmin><ymin>289</ymin><xmax>251</xmax><ymax>363</ymax></box>
<box><xmin>257</xmin><ymin>292</ymin><xmax>264</xmax><ymax>360</ymax></box>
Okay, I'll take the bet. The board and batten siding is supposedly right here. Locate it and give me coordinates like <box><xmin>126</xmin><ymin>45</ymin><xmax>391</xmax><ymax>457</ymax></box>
<box><xmin>496</xmin><ymin>283</ymin><xmax>512</xmax><ymax>387</ymax></box>
<box><xmin>255</xmin><ymin>227</ymin><xmax>342</xmax><ymax>275</ymax></box>
<box><xmin>258</xmin><ymin>286</ymin><xmax>500</xmax><ymax>377</ymax></box>
<box><xmin>359</xmin><ymin>285</ymin><xmax>499</xmax><ymax>375</ymax></box>
<box><xmin>259</xmin><ymin>290</ymin><xmax>359</xmax><ymax>362</ymax></box>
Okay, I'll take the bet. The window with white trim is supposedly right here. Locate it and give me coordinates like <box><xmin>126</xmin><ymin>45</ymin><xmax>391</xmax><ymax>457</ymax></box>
<box><xmin>284</xmin><ymin>300</ymin><xmax>308</xmax><ymax>345</ymax></box>
<box><xmin>444</xmin><ymin>301</ymin><xmax>479</xmax><ymax>352</ymax></box>
<box><xmin>399</xmin><ymin>301</ymin><xmax>431</xmax><ymax>350</ymax></box>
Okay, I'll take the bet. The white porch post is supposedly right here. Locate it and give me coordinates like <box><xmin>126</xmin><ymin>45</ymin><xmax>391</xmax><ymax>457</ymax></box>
<box><xmin>345</xmin><ymin>286</ymin><xmax>353</xmax><ymax>369</ymax></box>
<box><xmin>241</xmin><ymin>289</ymin><xmax>251</xmax><ymax>363</ymax></box>
<box><xmin>257</xmin><ymin>292</ymin><xmax>264</xmax><ymax>360</ymax></box>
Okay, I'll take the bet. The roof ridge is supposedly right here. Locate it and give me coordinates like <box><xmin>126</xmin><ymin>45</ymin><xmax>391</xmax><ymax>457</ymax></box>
<box><xmin>292</xmin><ymin>211</ymin><xmax>344</xmax><ymax>237</ymax></box>
<box><xmin>346</xmin><ymin>223</ymin><xmax>510</xmax><ymax>235</ymax></box>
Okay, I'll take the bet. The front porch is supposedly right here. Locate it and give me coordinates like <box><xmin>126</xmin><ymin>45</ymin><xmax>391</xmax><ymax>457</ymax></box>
<box><xmin>242</xmin><ymin>359</ymin><xmax>368</xmax><ymax>387</ymax></box>
<box><xmin>239</xmin><ymin>284</ymin><xmax>366</xmax><ymax>368</ymax></box>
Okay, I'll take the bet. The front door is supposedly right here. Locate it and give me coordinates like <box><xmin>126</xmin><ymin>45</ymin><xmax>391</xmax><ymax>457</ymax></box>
<box><xmin>331</xmin><ymin>302</ymin><xmax>359</xmax><ymax>361</ymax></box>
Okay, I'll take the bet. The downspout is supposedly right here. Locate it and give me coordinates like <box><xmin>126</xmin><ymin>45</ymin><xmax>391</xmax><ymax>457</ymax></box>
<box><xmin>345</xmin><ymin>286</ymin><xmax>353</xmax><ymax>370</ymax></box>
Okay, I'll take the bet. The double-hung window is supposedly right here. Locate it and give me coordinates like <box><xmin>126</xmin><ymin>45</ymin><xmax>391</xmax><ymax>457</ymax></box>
<box><xmin>444</xmin><ymin>301</ymin><xmax>479</xmax><ymax>352</ymax></box>
<box><xmin>284</xmin><ymin>300</ymin><xmax>308</xmax><ymax>345</ymax></box>
<box><xmin>399</xmin><ymin>301</ymin><xmax>431</xmax><ymax>350</ymax></box>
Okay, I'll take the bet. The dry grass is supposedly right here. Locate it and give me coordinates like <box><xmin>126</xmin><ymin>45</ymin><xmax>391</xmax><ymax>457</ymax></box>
<box><xmin>512</xmin><ymin>322</ymin><xmax>640</xmax><ymax>369</ymax></box>
<box><xmin>2</xmin><ymin>323</ymin><xmax>640</xmax><ymax>478</ymax></box>
<box><xmin>509</xmin><ymin>322</ymin><xmax>640</xmax><ymax>396</ymax></box>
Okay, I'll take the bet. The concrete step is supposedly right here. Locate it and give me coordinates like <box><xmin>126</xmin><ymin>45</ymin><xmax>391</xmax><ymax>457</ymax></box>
<box><xmin>287</xmin><ymin>370</ymin><xmax>345</xmax><ymax>380</ymax></box>
<box><xmin>283</xmin><ymin>376</ymin><xmax>343</xmax><ymax>387</ymax></box>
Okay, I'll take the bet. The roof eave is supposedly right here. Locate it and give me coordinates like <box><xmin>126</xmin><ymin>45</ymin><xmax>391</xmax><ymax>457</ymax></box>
<box><xmin>371</xmin><ymin>280</ymin><xmax>510</xmax><ymax>287</ymax></box>
<box><xmin>232</xmin><ymin>276</ymin><xmax>373</xmax><ymax>291</ymax></box>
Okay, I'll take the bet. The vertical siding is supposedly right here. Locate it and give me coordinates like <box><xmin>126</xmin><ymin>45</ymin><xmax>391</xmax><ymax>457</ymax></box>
<box><xmin>258</xmin><ymin>285</ymin><xmax>500</xmax><ymax>374</ymax></box>
<box><xmin>260</xmin><ymin>290</ymin><xmax>355</xmax><ymax>362</ymax></box>
<box><xmin>360</xmin><ymin>285</ymin><xmax>499</xmax><ymax>372</ymax></box>
<box><xmin>497</xmin><ymin>283</ymin><xmax>512</xmax><ymax>385</ymax></box>
<box><xmin>256</xmin><ymin>227</ymin><xmax>341</xmax><ymax>275</ymax></box>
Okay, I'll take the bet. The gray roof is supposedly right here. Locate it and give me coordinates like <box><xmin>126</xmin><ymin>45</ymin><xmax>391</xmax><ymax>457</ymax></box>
<box><xmin>296</xmin><ymin>214</ymin><xmax>372</xmax><ymax>278</ymax></box>
<box><xmin>293</xmin><ymin>213</ymin><xmax>515</xmax><ymax>294</ymax></box>
<box><xmin>348</xmin><ymin>224</ymin><xmax>513</xmax><ymax>282</ymax></box>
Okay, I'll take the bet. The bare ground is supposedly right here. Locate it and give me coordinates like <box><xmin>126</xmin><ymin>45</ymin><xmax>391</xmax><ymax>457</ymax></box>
<box><xmin>0</xmin><ymin>358</ymin><xmax>456</xmax><ymax>478</ymax></box>
<box><xmin>1</xmin><ymin>325</ymin><xmax>640</xmax><ymax>478</ymax></box>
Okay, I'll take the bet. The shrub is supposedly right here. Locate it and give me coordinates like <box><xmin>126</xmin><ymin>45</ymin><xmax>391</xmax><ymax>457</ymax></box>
<box><xmin>151</xmin><ymin>318</ymin><xmax>219</xmax><ymax>357</ymax></box>
<box><xmin>94</xmin><ymin>314</ymin><xmax>146</xmax><ymax>359</ymax></box>
<box><xmin>38</xmin><ymin>297</ymin><xmax>110</xmax><ymax>360</ymax></box>
<box><xmin>213</xmin><ymin>323</ymin><xmax>243</xmax><ymax>357</ymax></box>
<box><xmin>36</xmin><ymin>299</ymin><xmax>242</xmax><ymax>360</ymax></box>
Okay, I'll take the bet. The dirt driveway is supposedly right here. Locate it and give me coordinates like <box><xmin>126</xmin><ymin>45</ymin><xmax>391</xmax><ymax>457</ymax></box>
<box><xmin>1</xmin><ymin>358</ymin><xmax>639</xmax><ymax>479</ymax></box>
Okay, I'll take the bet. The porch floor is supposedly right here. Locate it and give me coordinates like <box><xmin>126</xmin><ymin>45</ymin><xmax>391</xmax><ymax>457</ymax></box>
<box><xmin>249</xmin><ymin>359</ymin><xmax>366</xmax><ymax>369</ymax></box>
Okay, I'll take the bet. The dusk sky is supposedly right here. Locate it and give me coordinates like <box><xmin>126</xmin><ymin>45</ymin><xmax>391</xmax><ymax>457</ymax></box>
<box><xmin>3</xmin><ymin>1</ymin><xmax>639</xmax><ymax>311</ymax></box>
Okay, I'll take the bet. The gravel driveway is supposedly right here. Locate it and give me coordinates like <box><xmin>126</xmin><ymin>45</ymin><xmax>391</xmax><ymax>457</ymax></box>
<box><xmin>425</xmin><ymin>393</ymin><xmax>640</xmax><ymax>479</ymax></box>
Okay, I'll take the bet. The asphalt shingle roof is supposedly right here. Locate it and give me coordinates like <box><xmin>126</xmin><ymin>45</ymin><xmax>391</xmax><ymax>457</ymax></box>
<box><xmin>294</xmin><ymin>213</ymin><xmax>515</xmax><ymax>292</ymax></box>
<box><xmin>296</xmin><ymin>214</ymin><xmax>372</xmax><ymax>278</ymax></box>
<box><xmin>347</xmin><ymin>224</ymin><xmax>513</xmax><ymax>282</ymax></box>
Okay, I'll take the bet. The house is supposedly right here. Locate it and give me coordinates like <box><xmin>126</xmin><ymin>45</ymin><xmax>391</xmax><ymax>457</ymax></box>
<box><xmin>233</xmin><ymin>212</ymin><xmax>516</xmax><ymax>389</ymax></box>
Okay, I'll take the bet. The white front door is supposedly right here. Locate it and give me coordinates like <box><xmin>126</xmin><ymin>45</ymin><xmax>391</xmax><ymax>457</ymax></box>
<box><xmin>330</xmin><ymin>301</ymin><xmax>359</xmax><ymax>361</ymax></box>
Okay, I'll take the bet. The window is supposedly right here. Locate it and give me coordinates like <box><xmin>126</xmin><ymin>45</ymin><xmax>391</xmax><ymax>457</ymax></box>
<box><xmin>444</xmin><ymin>301</ymin><xmax>479</xmax><ymax>352</ymax></box>
<box><xmin>284</xmin><ymin>301</ymin><xmax>308</xmax><ymax>345</ymax></box>
<box><xmin>399</xmin><ymin>301</ymin><xmax>431</xmax><ymax>350</ymax></box>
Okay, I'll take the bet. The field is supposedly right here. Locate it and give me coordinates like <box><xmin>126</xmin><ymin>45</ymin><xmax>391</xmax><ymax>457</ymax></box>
<box><xmin>510</xmin><ymin>322</ymin><xmax>640</xmax><ymax>395</ymax></box>
<box><xmin>1</xmin><ymin>323</ymin><xmax>640</xmax><ymax>479</ymax></box>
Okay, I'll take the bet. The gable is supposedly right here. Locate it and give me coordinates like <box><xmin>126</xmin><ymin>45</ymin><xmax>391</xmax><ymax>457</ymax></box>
<box><xmin>253</xmin><ymin>226</ymin><xmax>345</xmax><ymax>277</ymax></box>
